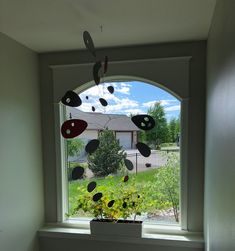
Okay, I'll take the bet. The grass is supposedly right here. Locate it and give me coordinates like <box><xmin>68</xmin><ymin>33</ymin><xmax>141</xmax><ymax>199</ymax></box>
<box><xmin>68</xmin><ymin>152</ymin><xmax>180</xmax><ymax>223</ymax></box>
<box><xmin>68</xmin><ymin>168</ymin><xmax>160</xmax><ymax>216</ymax></box>
<box><xmin>69</xmin><ymin>168</ymin><xmax>158</xmax><ymax>198</ymax></box>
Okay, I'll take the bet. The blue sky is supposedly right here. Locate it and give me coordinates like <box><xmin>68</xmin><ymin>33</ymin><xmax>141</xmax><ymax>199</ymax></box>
<box><xmin>78</xmin><ymin>81</ymin><xmax>180</xmax><ymax>121</ymax></box>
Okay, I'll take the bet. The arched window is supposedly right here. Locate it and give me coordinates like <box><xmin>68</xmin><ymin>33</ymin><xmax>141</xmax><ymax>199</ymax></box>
<box><xmin>62</xmin><ymin>80</ymin><xmax>181</xmax><ymax>225</ymax></box>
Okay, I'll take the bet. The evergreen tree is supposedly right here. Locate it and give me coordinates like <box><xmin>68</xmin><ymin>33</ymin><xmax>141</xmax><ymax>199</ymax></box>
<box><xmin>88</xmin><ymin>129</ymin><xmax>126</xmax><ymax>177</ymax></box>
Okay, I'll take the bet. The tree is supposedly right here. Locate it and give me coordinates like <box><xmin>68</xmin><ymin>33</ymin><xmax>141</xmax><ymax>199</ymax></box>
<box><xmin>88</xmin><ymin>129</ymin><xmax>126</xmax><ymax>177</ymax></box>
<box><xmin>67</xmin><ymin>138</ymin><xmax>84</xmax><ymax>181</ymax></box>
<box><xmin>168</xmin><ymin>118</ymin><xmax>180</xmax><ymax>143</ymax></box>
<box><xmin>145</xmin><ymin>102</ymin><xmax>170</xmax><ymax>146</ymax></box>
<box><xmin>67</xmin><ymin>138</ymin><xmax>84</xmax><ymax>157</ymax></box>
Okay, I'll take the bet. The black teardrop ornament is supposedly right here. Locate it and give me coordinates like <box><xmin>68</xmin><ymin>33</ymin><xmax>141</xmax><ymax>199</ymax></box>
<box><xmin>107</xmin><ymin>86</ymin><xmax>114</xmax><ymax>94</ymax></box>
<box><xmin>136</xmin><ymin>142</ymin><xmax>151</xmax><ymax>157</ymax></box>
<box><xmin>83</xmin><ymin>31</ymin><xmax>96</xmax><ymax>57</ymax></box>
<box><xmin>93</xmin><ymin>192</ymin><xmax>103</xmax><ymax>202</ymax></box>
<box><xmin>61</xmin><ymin>90</ymin><xmax>82</xmax><ymax>107</ymax></box>
<box><xmin>99</xmin><ymin>98</ymin><xmax>108</xmax><ymax>107</ymax></box>
<box><xmin>85</xmin><ymin>139</ymin><xmax>100</xmax><ymax>154</ymax></box>
<box><xmin>93</xmin><ymin>61</ymin><xmax>102</xmax><ymax>85</ymax></box>
<box><xmin>87</xmin><ymin>181</ymin><xmax>97</xmax><ymax>192</ymax></box>
<box><xmin>131</xmin><ymin>115</ymin><xmax>155</xmax><ymax>131</ymax></box>
<box><xmin>108</xmin><ymin>200</ymin><xmax>115</xmax><ymax>208</ymax></box>
<box><xmin>124</xmin><ymin>159</ymin><xmax>134</xmax><ymax>171</ymax></box>
<box><xmin>72</xmin><ymin>166</ymin><xmax>84</xmax><ymax>180</ymax></box>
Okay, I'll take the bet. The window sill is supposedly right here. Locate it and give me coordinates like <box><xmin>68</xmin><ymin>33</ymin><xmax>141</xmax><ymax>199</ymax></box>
<box><xmin>38</xmin><ymin>222</ymin><xmax>204</xmax><ymax>249</ymax></box>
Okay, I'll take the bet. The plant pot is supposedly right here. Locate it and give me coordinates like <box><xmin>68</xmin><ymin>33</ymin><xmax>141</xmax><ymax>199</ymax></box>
<box><xmin>90</xmin><ymin>219</ymin><xmax>142</xmax><ymax>238</ymax></box>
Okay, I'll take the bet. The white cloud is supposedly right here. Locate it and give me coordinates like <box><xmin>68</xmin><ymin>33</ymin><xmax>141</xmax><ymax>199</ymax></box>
<box><xmin>160</xmin><ymin>99</ymin><xmax>177</xmax><ymax>106</ymax></box>
<box><xmin>142</xmin><ymin>99</ymin><xmax>178</xmax><ymax>108</ymax></box>
<box><xmin>165</xmin><ymin>105</ymin><xmax>181</xmax><ymax>112</ymax></box>
<box><xmin>105</xmin><ymin>98</ymin><xmax>139</xmax><ymax>113</ymax></box>
<box><xmin>78</xmin><ymin>82</ymin><xmax>180</xmax><ymax>116</ymax></box>
<box><xmin>109</xmin><ymin>82</ymin><xmax>131</xmax><ymax>95</ymax></box>
<box><xmin>142</xmin><ymin>101</ymin><xmax>157</xmax><ymax>108</ymax></box>
<box><xmin>115</xmin><ymin>86</ymin><xmax>130</xmax><ymax>95</ymax></box>
<box><xmin>124</xmin><ymin>108</ymin><xmax>144</xmax><ymax>115</ymax></box>
<box><xmin>78</xmin><ymin>85</ymin><xmax>139</xmax><ymax>115</ymax></box>
<box><xmin>77</xmin><ymin>101</ymin><xmax>105</xmax><ymax>113</ymax></box>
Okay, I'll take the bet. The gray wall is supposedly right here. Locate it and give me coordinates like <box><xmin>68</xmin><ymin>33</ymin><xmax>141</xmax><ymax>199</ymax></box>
<box><xmin>0</xmin><ymin>33</ymin><xmax>44</xmax><ymax>251</ymax></box>
<box><xmin>205</xmin><ymin>1</ymin><xmax>235</xmax><ymax>250</ymax></box>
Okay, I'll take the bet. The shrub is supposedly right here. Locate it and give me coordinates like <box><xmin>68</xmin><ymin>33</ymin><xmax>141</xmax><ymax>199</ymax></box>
<box><xmin>88</xmin><ymin>129</ymin><xmax>126</xmax><ymax>177</ymax></box>
<box><xmin>154</xmin><ymin>152</ymin><xmax>180</xmax><ymax>222</ymax></box>
<box><xmin>72</xmin><ymin>176</ymin><xmax>151</xmax><ymax>220</ymax></box>
<box><xmin>160</xmin><ymin>142</ymin><xmax>176</xmax><ymax>148</ymax></box>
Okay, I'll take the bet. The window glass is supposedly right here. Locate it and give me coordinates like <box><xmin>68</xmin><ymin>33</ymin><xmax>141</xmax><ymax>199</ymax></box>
<box><xmin>64</xmin><ymin>81</ymin><xmax>181</xmax><ymax>224</ymax></box>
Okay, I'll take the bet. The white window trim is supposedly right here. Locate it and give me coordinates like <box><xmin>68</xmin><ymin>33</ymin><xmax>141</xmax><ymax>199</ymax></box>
<box><xmin>54</xmin><ymin>86</ymin><xmax>190</xmax><ymax>234</ymax></box>
<box><xmin>38</xmin><ymin>224</ymin><xmax>203</xmax><ymax>249</ymax></box>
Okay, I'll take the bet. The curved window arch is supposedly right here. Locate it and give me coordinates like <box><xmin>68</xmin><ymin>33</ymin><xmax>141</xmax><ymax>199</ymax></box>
<box><xmin>63</xmin><ymin>79</ymin><xmax>182</xmax><ymax>225</ymax></box>
<box><xmin>74</xmin><ymin>75</ymin><xmax>182</xmax><ymax>101</ymax></box>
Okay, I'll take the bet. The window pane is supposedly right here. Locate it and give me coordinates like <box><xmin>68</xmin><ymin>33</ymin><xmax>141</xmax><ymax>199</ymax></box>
<box><xmin>64</xmin><ymin>81</ymin><xmax>181</xmax><ymax>224</ymax></box>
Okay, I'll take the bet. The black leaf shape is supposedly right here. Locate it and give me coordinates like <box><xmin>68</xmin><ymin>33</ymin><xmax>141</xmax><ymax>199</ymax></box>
<box><xmin>83</xmin><ymin>31</ymin><xmax>96</xmax><ymax>57</ymax></box>
<box><xmin>61</xmin><ymin>90</ymin><xmax>82</xmax><ymax>107</ymax></box>
<box><xmin>93</xmin><ymin>61</ymin><xmax>102</xmax><ymax>85</ymax></box>
<box><xmin>93</xmin><ymin>192</ymin><xmax>103</xmax><ymax>202</ymax></box>
<box><xmin>124</xmin><ymin>159</ymin><xmax>134</xmax><ymax>171</ymax></box>
<box><xmin>85</xmin><ymin>139</ymin><xmax>100</xmax><ymax>154</ymax></box>
<box><xmin>131</xmin><ymin>115</ymin><xmax>155</xmax><ymax>131</ymax></box>
<box><xmin>107</xmin><ymin>86</ymin><xmax>114</xmax><ymax>94</ymax></box>
<box><xmin>99</xmin><ymin>98</ymin><xmax>108</xmax><ymax>106</ymax></box>
<box><xmin>72</xmin><ymin>166</ymin><xmax>84</xmax><ymax>180</ymax></box>
<box><xmin>108</xmin><ymin>200</ymin><xmax>115</xmax><ymax>208</ymax></box>
<box><xmin>104</xmin><ymin>56</ymin><xmax>108</xmax><ymax>74</ymax></box>
<box><xmin>87</xmin><ymin>181</ymin><xmax>97</xmax><ymax>192</ymax></box>
<box><xmin>136</xmin><ymin>142</ymin><xmax>151</xmax><ymax>157</ymax></box>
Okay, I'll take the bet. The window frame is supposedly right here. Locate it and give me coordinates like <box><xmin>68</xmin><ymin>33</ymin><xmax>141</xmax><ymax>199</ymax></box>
<box><xmin>54</xmin><ymin>80</ymin><xmax>189</xmax><ymax>232</ymax></box>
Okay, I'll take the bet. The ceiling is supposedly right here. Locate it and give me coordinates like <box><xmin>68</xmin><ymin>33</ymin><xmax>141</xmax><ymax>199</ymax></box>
<box><xmin>0</xmin><ymin>0</ymin><xmax>216</xmax><ymax>53</ymax></box>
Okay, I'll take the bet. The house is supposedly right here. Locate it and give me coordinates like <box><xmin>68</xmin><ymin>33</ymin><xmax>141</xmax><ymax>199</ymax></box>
<box><xmin>68</xmin><ymin>108</ymin><xmax>140</xmax><ymax>150</ymax></box>
<box><xmin>0</xmin><ymin>1</ymin><xmax>234</xmax><ymax>251</ymax></box>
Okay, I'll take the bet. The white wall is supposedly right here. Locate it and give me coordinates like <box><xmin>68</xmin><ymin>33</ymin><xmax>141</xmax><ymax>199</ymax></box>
<box><xmin>205</xmin><ymin>1</ymin><xmax>235</xmax><ymax>250</ymax></box>
<box><xmin>0</xmin><ymin>32</ymin><xmax>44</xmax><ymax>251</ymax></box>
<box><xmin>80</xmin><ymin>130</ymin><xmax>98</xmax><ymax>140</ymax></box>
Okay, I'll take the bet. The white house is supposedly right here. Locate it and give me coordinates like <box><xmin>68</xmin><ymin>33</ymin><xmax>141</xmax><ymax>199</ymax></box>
<box><xmin>68</xmin><ymin>107</ymin><xmax>140</xmax><ymax>150</ymax></box>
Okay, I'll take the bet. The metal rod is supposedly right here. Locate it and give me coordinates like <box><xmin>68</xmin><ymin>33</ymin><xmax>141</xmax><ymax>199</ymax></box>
<box><xmin>136</xmin><ymin>153</ymin><xmax>138</xmax><ymax>175</ymax></box>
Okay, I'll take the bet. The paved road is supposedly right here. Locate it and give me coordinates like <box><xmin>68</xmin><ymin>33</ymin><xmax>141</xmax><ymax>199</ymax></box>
<box><xmin>125</xmin><ymin>149</ymin><xmax>167</xmax><ymax>174</ymax></box>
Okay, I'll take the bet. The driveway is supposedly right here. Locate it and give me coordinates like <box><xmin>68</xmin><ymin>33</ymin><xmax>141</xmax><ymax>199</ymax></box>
<box><xmin>125</xmin><ymin>149</ymin><xmax>167</xmax><ymax>174</ymax></box>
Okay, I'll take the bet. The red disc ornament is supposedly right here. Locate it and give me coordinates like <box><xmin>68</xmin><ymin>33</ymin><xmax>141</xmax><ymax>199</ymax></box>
<box><xmin>61</xmin><ymin>119</ymin><xmax>87</xmax><ymax>139</ymax></box>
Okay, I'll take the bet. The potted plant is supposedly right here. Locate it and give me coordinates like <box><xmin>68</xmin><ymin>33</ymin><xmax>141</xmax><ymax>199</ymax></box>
<box><xmin>72</xmin><ymin>175</ymin><xmax>143</xmax><ymax>238</ymax></box>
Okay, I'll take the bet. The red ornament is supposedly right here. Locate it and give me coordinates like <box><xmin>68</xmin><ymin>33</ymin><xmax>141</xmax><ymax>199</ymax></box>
<box><xmin>61</xmin><ymin>119</ymin><xmax>87</xmax><ymax>139</ymax></box>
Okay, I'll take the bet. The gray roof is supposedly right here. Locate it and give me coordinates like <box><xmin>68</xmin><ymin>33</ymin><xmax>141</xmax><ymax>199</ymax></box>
<box><xmin>67</xmin><ymin>108</ymin><xmax>140</xmax><ymax>131</ymax></box>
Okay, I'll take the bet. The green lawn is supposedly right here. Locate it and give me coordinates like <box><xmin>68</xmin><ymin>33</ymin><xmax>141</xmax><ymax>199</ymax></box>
<box><xmin>68</xmin><ymin>153</ymin><xmax>180</xmax><ymax>224</ymax></box>
<box><xmin>69</xmin><ymin>168</ymin><xmax>158</xmax><ymax>197</ymax></box>
<box><xmin>68</xmin><ymin>168</ymin><xmax>163</xmax><ymax>217</ymax></box>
